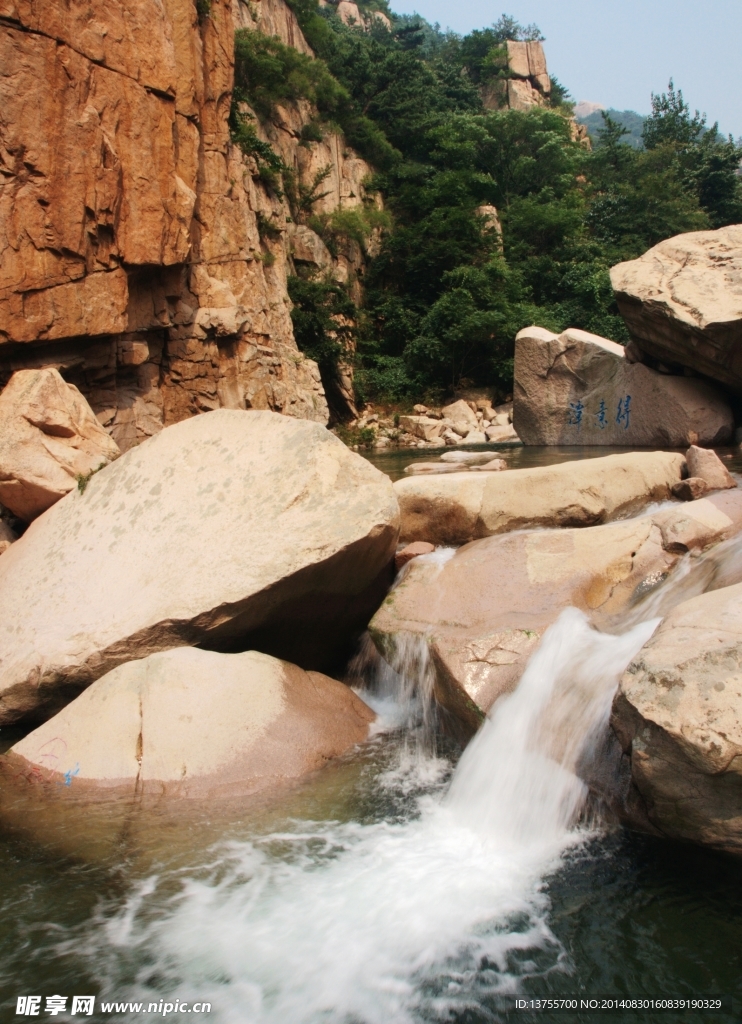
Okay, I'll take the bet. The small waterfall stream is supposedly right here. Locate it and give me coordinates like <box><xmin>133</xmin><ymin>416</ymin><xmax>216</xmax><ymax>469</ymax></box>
<box><xmin>27</xmin><ymin>533</ymin><xmax>742</xmax><ymax>1022</ymax></box>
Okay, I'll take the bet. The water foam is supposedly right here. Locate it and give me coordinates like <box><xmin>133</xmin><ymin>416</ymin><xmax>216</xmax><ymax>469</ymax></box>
<box><xmin>63</xmin><ymin>609</ymin><xmax>658</xmax><ymax>1023</ymax></box>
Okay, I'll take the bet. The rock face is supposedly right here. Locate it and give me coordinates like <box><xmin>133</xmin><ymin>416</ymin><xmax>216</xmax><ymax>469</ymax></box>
<box><xmin>611</xmin><ymin>583</ymin><xmax>742</xmax><ymax>854</ymax></box>
<box><xmin>0</xmin><ymin>369</ymin><xmax>120</xmax><ymax>520</ymax></box>
<box><xmin>371</xmin><ymin>491</ymin><xmax>742</xmax><ymax>734</ymax></box>
<box><xmin>610</xmin><ymin>226</ymin><xmax>742</xmax><ymax>393</ymax></box>
<box><xmin>2</xmin><ymin>647</ymin><xmax>374</xmax><ymax>801</ymax></box>
<box><xmin>0</xmin><ymin>410</ymin><xmax>399</xmax><ymax>726</ymax></box>
<box><xmin>481</xmin><ymin>41</ymin><xmax>551</xmax><ymax>111</ymax></box>
<box><xmin>513</xmin><ymin>326</ymin><xmax>734</xmax><ymax>446</ymax></box>
<box><xmin>394</xmin><ymin>450</ymin><xmax>685</xmax><ymax>545</ymax></box>
<box><xmin>0</xmin><ymin>0</ymin><xmax>380</xmax><ymax>447</ymax></box>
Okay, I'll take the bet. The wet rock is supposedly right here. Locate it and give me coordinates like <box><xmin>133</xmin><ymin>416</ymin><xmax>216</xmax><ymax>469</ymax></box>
<box><xmin>672</xmin><ymin>478</ymin><xmax>708</xmax><ymax>501</ymax></box>
<box><xmin>439</xmin><ymin>451</ymin><xmax>493</xmax><ymax>464</ymax></box>
<box><xmin>514</xmin><ymin>326</ymin><xmax>733</xmax><ymax>446</ymax></box>
<box><xmin>1</xmin><ymin>648</ymin><xmax>374</xmax><ymax>801</ymax></box>
<box><xmin>371</xmin><ymin>491</ymin><xmax>742</xmax><ymax>735</ymax></box>
<box><xmin>0</xmin><ymin>410</ymin><xmax>399</xmax><ymax>726</ymax></box>
<box><xmin>472</xmin><ymin>459</ymin><xmax>508</xmax><ymax>472</ymax></box>
<box><xmin>610</xmin><ymin>226</ymin><xmax>742</xmax><ymax>393</ymax></box>
<box><xmin>686</xmin><ymin>445</ymin><xmax>736</xmax><ymax>490</ymax></box>
<box><xmin>610</xmin><ymin>582</ymin><xmax>742</xmax><ymax>855</ymax></box>
<box><xmin>394</xmin><ymin>541</ymin><xmax>435</xmax><ymax>571</ymax></box>
<box><xmin>394</xmin><ymin>450</ymin><xmax>685</xmax><ymax>546</ymax></box>
<box><xmin>0</xmin><ymin>368</ymin><xmax>120</xmax><ymax>521</ymax></box>
<box><xmin>404</xmin><ymin>463</ymin><xmax>469</xmax><ymax>476</ymax></box>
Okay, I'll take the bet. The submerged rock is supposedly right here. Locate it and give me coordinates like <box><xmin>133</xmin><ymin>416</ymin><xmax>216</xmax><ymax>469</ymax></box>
<box><xmin>513</xmin><ymin>326</ymin><xmax>733</xmax><ymax>446</ymax></box>
<box><xmin>1</xmin><ymin>648</ymin><xmax>374</xmax><ymax>801</ymax></box>
<box><xmin>610</xmin><ymin>225</ymin><xmax>742</xmax><ymax>393</ymax></box>
<box><xmin>393</xmin><ymin>450</ymin><xmax>685</xmax><ymax>546</ymax></box>
<box><xmin>0</xmin><ymin>409</ymin><xmax>398</xmax><ymax>726</ymax></box>
<box><xmin>371</xmin><ymin>491</ymin><xmax>742</xmax><ymax>735</ymax></box>
<box><xmin>611</xmin><ymin>582</ymin><xmax>742</xmax><ymax>855</ymax></box>
<box><xmin>0</xmin><ymin>368</ymin><xmax>120</xmax><ymax>521</ymax></box>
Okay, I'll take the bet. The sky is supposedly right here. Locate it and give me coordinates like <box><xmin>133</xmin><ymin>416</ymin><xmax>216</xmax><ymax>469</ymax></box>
<box><xmin>388</xmin><ymin>0</ymin><xmax>742</xmax><ymax>139</ymax></box>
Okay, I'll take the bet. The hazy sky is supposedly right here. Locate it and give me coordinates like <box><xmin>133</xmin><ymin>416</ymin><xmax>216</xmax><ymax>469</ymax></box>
<box><xmin>389</xmin><ymin>0</ymin><xmax>742</xmax><ymax>139</ymax></box>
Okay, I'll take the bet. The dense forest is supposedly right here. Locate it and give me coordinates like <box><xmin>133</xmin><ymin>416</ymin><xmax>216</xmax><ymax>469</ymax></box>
<box><xmin>231</xmin><ymin>3</ymin><xmax>742</xmax><ymax>408</ymax></box>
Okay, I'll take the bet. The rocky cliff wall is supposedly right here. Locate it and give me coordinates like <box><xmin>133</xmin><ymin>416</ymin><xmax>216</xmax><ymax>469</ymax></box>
<box><xmin>0</xmin><ymin>0</ymin><xmax>376</xmax><ymax>448</ymax></box>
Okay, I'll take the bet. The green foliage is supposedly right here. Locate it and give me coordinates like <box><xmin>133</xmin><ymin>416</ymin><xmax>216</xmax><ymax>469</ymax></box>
<box><xmin>285</xmin><ymin>165</ymin><xmax>333</xmax><ymax>222</ymax></box>
<box><xmin>229</xmin><ymin>113</ymin><xmax>287</xmax><ymax>196</ymax></box>
<box><xmin>233</xmin><ymin>29</ymin><xmax>348</xmax><ymax>121</ymax></box>
<box><xmin>233</xmin><ymin>9</ymin><xmax>741</xmax><ymax>404</ymax></box>
<box><xmin>333</xmin><ymin>424</ymin><xmax>377</xmax><ymax>448</ymax></box>
<box><xmin>76</xmin><ymin>463</ymin><xmax>107</xmax><ymax>494</ymax></box>
<box><xmin>195</xmin><ymin>0</ymin><xmax>210</xmax><ymax>22</ymax></box>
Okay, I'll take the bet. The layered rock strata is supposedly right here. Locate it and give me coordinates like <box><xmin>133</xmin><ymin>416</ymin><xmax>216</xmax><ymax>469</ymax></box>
<box><xmin>513</xmin><ymin>326</ymin><xmax>734</xmax><ymax>446</ymax></box>
<box><xmin>0</xmin><ymin>0</ymin><xmax>377</xmax><ymax>447</ymax></box>
<box><xmin>371</xmin><ymin>489</ymin><xmax>742</xmax><ymax>735</ymax></box>
<box><xmin>393</xmin><ymin>450</ymin><xmax>685</xmax><ymax>546</ymax></box>
<box><xmin>610</xmin><ymin>226</ymin><xmax>742</xmax><ymax>394</ymax></box>
<box><xmin>611</xmin><ymin>582</ymin><xmax>742</xmax><ymax>855</ymax></box>
<box><xmin>2</xmin><ymin>648</ymin><xmax>374</xmax><ymax>801</ymax></box>
<box><xmin>0</xmin><ymin>410</ymin><xmax>399</xmax><ymax>726</ymax></box>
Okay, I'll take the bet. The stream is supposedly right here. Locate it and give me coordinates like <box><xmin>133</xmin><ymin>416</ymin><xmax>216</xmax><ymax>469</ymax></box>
<box><xmin>1</xmin><ymin>451</ymin><xmax>741</xmax><ymax>1022</ymax></box>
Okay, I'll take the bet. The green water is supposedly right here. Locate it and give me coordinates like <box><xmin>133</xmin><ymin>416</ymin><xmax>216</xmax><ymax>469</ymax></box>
<box><xmin>364</xmin><ymin>442</ymin><xmax>742</xmax><ymax>482</ymax></box>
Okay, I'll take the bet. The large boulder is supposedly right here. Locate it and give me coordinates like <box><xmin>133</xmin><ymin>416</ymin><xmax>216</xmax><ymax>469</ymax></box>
<box><xmin>0</xmin><ymin>368</ymin><xmax>120</xmax><ymax>521</ymax></box>
<box><xmin>1</xmin><ymin>648</ymin><xmax>374</xmax><ymax>802</ymax></box>
<box><xmin>0</xmin><ymin>410</ymin><xmax>399</xmax><ymax>726</ymax></box>
<box><xmin>393</xmin><ymin>450</ymin><xmax>685</xmax><ymax>546</ymax></box>
<box><xmin>513</xmin><ymin>325</ymin><xmax>733</xmax><ymax>445</ymax></box>
<box><xmin>611</xmin><ymin>583</ymin><xmax>742</xmax><ymax>854</ymax></box>
<box><xmin>371</xmin><ymin>491</ymin><xmax>742</xmax><ymax>735</ymax></box>
<box><xmin>610</xmin><ymin>226</ymin><xmax>742</xmax><ymax>393</ymax></box>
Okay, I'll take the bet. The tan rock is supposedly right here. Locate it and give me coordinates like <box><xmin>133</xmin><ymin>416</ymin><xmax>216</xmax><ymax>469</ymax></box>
<box><xmin>372</xmin><ymin>491</ymin><xmax>742</xmax><ymax>734</ymax></box>
<box><xmin>404</xmin><ymin>463</ymin><xmax>469</xmax><ymax>476</ymax></box>
<box><xmin>439</xmin><ymin>451</ymin><xmax>492</xmax><ymax>464</ymax></box>
<box><xmin>394</xmin><ymin>541</ymin><xmax>435</xmax><ymax>571</ymax></box>
<box><xmin>0</xmin><ymin>410</ymin><xmax>399</xmax><ymax>726</ymax></box>
<box><xmin>0</xmin><ymin>521</ymin><xmax>16</xmax><ymax>554</ymax></box>
<box><xmin>610</xmin><ymin>583</ymin><xmax>742</xmax><ymax>854</ymax></box>
<box><xmin>513</xmin><ymin>325</ymin><xmax>734</xmax><ymax>446</ymax></box>
<box><xmin>505</xmin><ymin>40</ymin><xmax>530</xmax><ymax>78</ymax></box>
<box><xmin>0</xmin><ymin>369</ymin><xmax>120</xmax><ymax>521</ymax></box>
<box><xmin>485</xmin><ymin>423</ymin><xmax>519</xmax><ymax>442</ymax></box>
<box><xmin>394</xmin><ymin>450</ymin><xmax>686</xmax><ymax>546</ymax></box>
<box><xmin>473</xmin><ymin>458</ymin><xmax>507</xmax><ymax>472</ymax></box>
<box><xmin>336</xmin><ymin>0</ymin><xmax>362</xmax><ymax>26</ymax></box>
<box><xmin>686</xmin><ymin>445</ymin><xmax>736</xmax><ymax>490</ymax></box>
<box><xmin>610</xmin><ymin>226</ymin><xmax>742</xmax><ymax>393</ymax></box>
<box><xmin>462</xmin><ymin>430</ymin><xmax>487</xmax><ymax>445</ymax></box>
<box><xmin>507</xmin><ymin>78</ymin><xmax>544</xmax><ymax>111</ymax></box>
<box><xmin>398</xmin><ymin>415</ymin><xmax>445</xmax><ymax>443</ymax></box>
<box><xmin>289</xmin><ymin>225</ymin><xmax>332</xmax><ymax>269</ymax></box>
<box><xmin>2</xmin><ymin>648</ymin><xmax>374</xmax><ymax>801</ymax></box>
<box><xmin>441</xmin><ymin>399</ymin><xmax>478</xmax><ymax>427</ymax></box>
<box><xmin>672</xmin><ymin>477</ymin><xmax>709</xmax><ymax>501</ymax></box>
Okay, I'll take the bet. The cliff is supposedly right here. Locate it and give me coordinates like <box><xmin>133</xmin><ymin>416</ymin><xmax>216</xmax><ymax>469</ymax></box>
<box><xmin>0</xmin><ymin>0</ymin><xmax>376</xmax><ymax>448</ymax></box>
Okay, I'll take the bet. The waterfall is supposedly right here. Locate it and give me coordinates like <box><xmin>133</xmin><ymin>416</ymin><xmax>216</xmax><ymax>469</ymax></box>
<box><xmin>446</xmin><ymin>608</ymin><xmax>658</xmax><ymax>847</ymax></box>
<box><xmin>58</xmin><ymin>533</ymin><xmax>742</xmax><ymax>1022</ymax></box>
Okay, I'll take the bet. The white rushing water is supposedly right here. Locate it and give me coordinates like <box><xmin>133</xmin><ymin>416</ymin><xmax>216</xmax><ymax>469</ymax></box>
<box><xmin>67</xmin><ymin>605</ymin><xmax>660</xmax><ymax>1024</ymax></box>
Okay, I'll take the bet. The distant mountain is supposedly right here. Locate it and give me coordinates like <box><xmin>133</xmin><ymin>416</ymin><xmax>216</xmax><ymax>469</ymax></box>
<box><xmin>577</xmin><ymin>108</ymin><xmax>646</xmax><ymax>149</ymax></box>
